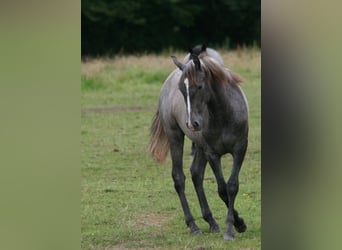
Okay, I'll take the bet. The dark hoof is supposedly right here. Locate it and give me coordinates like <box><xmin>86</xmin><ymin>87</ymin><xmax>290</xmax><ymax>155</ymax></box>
<box><xmin>223</xmin><ymin>232</ymin><xmax>235</xmax><ymax>241</ymax></box>
<box><xmin>210</xmin><ymin>223</ymin><xmax>220</xmax><ymax>233</ymax></box>
<box><xmin>234</xmin><ymin>218</ymin><xmax>247</xmax><ymax>233</ymax></box>
<box><xmin>191</xmin><ymin>228</ymin><xmax>202</xmax><ymax>235</ymax></box>
<box><xmin>189</xmin><ymin>222</ymin><xmax>202</xmax><ymax>235</ymax></box>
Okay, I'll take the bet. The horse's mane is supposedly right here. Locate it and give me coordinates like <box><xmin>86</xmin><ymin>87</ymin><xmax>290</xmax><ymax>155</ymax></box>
<box><xmin>184</xmin><ymin>55</ymin><xmax>243</xmax><ymax>85</ymax></box>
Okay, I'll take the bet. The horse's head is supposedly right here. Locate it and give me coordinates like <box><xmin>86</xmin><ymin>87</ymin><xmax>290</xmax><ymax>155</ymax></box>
<box><xmin>172</xmin><ymin>54</ymin><xmax>210</xmax><ymax>132</ymax></box>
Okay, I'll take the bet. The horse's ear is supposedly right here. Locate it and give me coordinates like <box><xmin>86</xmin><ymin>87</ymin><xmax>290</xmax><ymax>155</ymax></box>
<box><xmin>192</xmin><ymin>54</ymin><xmax>201</xmax><ymax>71</ymax></box>
<box><xmin>201</xmin><ymin>44</ymin><xmax>207</xmax><ymax>52</ymax></box>
<box><xmin>171</xmin><ymin>56</ymin><xmax>185</xmax><ymax>71</ymax></box>
<box><xmin>188</xmin><ymin>46</ymin><xmax>193</xmax><ymax>54</ymax></box>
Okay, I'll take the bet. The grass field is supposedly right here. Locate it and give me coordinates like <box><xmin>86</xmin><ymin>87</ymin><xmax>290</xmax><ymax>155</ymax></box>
<box><xmin>81</xmin><ymin>48</ymin><xmax>260</xmax><ymax>250</ymax></box>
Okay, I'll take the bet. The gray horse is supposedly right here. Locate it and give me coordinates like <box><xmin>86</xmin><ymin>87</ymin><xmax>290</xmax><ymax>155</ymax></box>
<box><xmin>149</xmin><ymin>46</ymin><xmax>248</xmax><ymax>240</ymax></box>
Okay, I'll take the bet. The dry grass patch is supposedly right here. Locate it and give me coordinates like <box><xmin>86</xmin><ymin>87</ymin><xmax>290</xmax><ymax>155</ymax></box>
<box><xmin>89</xmin><ymin>244</ymin><xmax>161</xmax><ymax>250</ymax></box>
<box><xmin>81</xmin><ymin>49</ymin><xmax>260</xmax><ymax>79</ymax></box>
<box><xmin>105</xmin><ymin>245</ymin><xmax>160</xmax><ymax>250</ymax></box>
<box><xmin>81</xmin><ymin>58</ymin><xmax>110</xmax><ymax>78</ymax></box>
<box><xmin>133</xmin><ymin>211</ymin><xmax>171</xmax><ymax>229</ymax></box>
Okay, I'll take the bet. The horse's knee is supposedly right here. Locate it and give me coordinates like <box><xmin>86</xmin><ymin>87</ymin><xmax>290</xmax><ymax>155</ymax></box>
<box><xmin>172</xmin><ymin>172</ymin><xmax>185</xmax><ymax>193</ymax></box>
<box><xmin>190</xmin><ymin>170</ymin><xmax>199</xmax><ymax>183</ymax></box>
<box><xmin>190</xmin><ymin>166</ymin><xmax>202</xmax><ymax>185</ymax></box>
<box><xmin>227</xmin><ymin>179</ymin><xmax>239</xmax><ymax>197</ymax></box>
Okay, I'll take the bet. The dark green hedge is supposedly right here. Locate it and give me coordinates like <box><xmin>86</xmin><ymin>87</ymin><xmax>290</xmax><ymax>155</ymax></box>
<box><xmin>82</xmin><ymin>0</ymin><xmax>260</xmax><ymax>56</ymax></box>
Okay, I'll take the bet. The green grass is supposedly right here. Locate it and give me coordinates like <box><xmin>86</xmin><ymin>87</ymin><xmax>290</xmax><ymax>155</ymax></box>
<box><xmin>81</xmin><ymin>77</ymin><xmax>107</xmax><ymax>91</ymax></box>
<box><xmin>81</xmin><ymin>49</ymin><xmax>261</xmax><ymax>249</ymax></box>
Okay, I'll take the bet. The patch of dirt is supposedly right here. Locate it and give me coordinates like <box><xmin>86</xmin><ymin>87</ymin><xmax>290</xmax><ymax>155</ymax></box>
<box><xmin>81</xmin><ymin>105</ymin><xmax>157</xmax><ymax>114</ymax></box>
<box><xmin>101</xmin><ymin>245</ymin><xmax>160</xmax><ymax>250</ymax></box>
<box><xmin>133</xmin><ymin>211</ymin><xmax>170</xmax><ymax>229</ymax></box>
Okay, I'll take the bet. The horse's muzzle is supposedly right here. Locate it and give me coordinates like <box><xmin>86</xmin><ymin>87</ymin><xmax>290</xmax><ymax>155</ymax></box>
<box><xmin>186</xmin><ymin>121</ymin><xmax>201</xmax><ymax>131</ymax></box>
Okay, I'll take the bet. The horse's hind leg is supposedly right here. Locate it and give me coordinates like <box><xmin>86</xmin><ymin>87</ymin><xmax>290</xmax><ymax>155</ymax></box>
<box><xmin>190</xmin><ymin>147</ymin><xmax>220</xmax><ymax>233</ymax></box>
<box><xmin>168</xmin><ymin>129</ymin><xmax>201</xmax><ymax>235</ymax></box>
<box><xmin>224</xmin><ymin>139</ymin><xmax>248</xmax><ymax>240</ymax></box>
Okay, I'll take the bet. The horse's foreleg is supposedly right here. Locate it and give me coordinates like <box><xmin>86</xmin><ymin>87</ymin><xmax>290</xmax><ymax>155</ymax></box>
<box><xmin>208</xmin><ymin>154</ymin><xmax>228</xmax><ymax>205</ymax></box>
<box><xmin>224</xmin><ymin>139</ymin><xmax>248</xmax><ymax>240</ymax></box>
<box><xmin>191</xmin><ymin>148</ymin><xmax>220</xmax><ymax>233</ymax></box>
<box><xmin>208</xmin><ymin>154</ymin><xmax>246</xmax><ymax>238</ymax></box>
<box><xmin>169</xmin><ymin>132</ymin><xmax>201</xmax><ymax>235</ymax></box>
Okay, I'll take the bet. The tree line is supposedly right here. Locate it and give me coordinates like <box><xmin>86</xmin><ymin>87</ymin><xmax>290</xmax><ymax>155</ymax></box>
<box><xmin>82</xmin><ymin>0</ymin><xmax>260</xmax><ymax>56</ymax></box>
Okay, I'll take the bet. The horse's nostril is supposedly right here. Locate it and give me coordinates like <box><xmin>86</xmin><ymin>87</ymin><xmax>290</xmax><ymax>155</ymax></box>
<box><xmin>186</xmin><ymin>122</ymin><xmax>194</xmax><ymax>130</ymax></box>
<box><xmin>193</xmin><ymin>121</ymin><xmax>200</xmax><ymax>129</ymax></box>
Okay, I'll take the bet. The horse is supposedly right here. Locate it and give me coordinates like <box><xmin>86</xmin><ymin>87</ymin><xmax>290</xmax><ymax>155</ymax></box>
<box><xmin>148</xmin><ymin>47</ymin><xmax>249</xmax><ymax>240</ymax></box>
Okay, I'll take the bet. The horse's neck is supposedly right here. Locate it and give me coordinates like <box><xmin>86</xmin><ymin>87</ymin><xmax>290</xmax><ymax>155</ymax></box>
<box><xmin>208</xmin><ymin>84</ymin><xmax>232</xmax><ymax>120</ymax></box>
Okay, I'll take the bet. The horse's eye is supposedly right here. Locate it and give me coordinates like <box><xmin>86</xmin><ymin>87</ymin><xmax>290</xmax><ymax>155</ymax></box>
<box><xmin>197</xmin><ymin>85</ymin><xmax>203</xmax><ymax>90</ymax></box>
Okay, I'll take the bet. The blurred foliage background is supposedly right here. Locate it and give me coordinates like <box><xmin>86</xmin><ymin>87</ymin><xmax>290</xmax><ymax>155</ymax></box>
<box><xmin>82</xmin><ymin>0</ymin><xmax>260</xmax><ymax>56</ymax></box>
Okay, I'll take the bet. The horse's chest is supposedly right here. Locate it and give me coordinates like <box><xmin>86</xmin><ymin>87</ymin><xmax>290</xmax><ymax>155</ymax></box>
<box><xmin>200</xmin><ymin>129</ymin><xmax>235</xmax><ymax>155</ymax></box>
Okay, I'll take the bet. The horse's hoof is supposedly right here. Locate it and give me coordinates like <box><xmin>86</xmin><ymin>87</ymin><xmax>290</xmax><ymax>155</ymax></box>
<box><xmin>234</xmin><ymin>219</ymin><xmax>247</xmax><ymax>233</ymax></box>
<box><xmin>223</xmin><ymin>232</ymin><xmax>235</xmax><ymax>241</ymax></box>
<box><xmin>191</xmin><ymin>228</ymin><xmax>202</xmax><ymax>235</ymax></box>
<box><xmin>189</xmin><ymin>222</ymin><xmax>202</xmax><ymax>235</ymax></box>
<box><xmin>210</xmin><ymin>224</ymin><xmax>220</xmax><ymax>233</ymax></box>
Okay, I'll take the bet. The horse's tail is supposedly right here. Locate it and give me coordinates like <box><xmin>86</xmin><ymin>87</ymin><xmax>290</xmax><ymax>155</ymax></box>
<box><xmin>148</xmin><ymin>109</ymin><xmax>169</xmax><ymax>164</ymax></box>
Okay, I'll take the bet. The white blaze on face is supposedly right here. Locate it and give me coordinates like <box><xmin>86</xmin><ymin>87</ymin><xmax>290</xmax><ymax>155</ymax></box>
<box><xmin>184</xmin><ymin>78</ymin><xmax>191</xmax><ymax>126</ymax></box>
